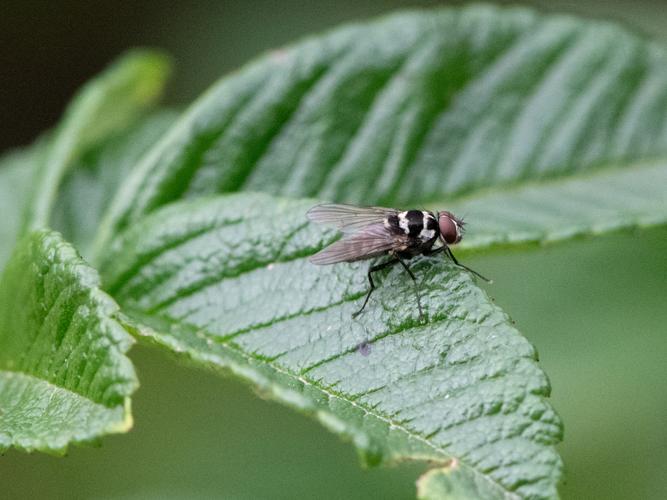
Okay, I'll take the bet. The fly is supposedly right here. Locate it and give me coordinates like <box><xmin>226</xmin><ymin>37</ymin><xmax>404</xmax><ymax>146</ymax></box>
<box><xmin>307</xmin><ymin>203</ymin><xmax>491</xmax><ymax>319</ymax></box>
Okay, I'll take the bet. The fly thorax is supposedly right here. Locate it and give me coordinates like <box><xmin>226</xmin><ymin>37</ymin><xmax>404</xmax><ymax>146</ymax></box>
<box><xmin>419</xmin><ymin>211</ymin><xmax>438</xmax><ymax>242</ymax></box>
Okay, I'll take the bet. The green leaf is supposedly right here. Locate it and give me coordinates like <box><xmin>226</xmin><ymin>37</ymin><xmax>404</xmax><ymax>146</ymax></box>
<box><xmin>52</xmin><ymin>111</ymin><xmax>177</xmax><ymax>259</ymax></box>
<box><xmin>440</xmin><ymin>159</ymin><xmax>667</xmax><ymax>253</ymax></box>
<box><xmin>99</xmin><ymin>193</ymin><xmax>563</xmax><ymax>500</ymax></box>
<box><xmin>23</xmin><ymin>49</ymin><xmax>171</xmax><ymax>232</ymax></box>
<box><xmin>0</xmin><ymin>231</ymin><xmax>137</xmax><ymax>454</ymax></box>
<box><xmin>95</xmin><ymin>4</ymin><xmax>667</xmax><ymax>256</ymax></box>
<box><xmin>417</xmin><ymin>460</ymin><xmax>504</xmax><ymax>500</ymax></box>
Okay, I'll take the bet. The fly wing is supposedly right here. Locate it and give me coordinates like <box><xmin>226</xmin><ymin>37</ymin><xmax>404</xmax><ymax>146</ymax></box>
<box><xmin>307</xmin><ymin>203</ymin><xmax>396</xmax><ymax>234</ymax></box>
<box><xmin>310</xmin><ymin>223</ymin><xmax>403</xmax><ymax>265</ymax></box>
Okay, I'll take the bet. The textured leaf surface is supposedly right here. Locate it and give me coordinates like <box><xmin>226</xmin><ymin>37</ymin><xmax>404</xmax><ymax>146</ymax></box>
<box><xmin>100</xmin><ymin>193</ymin><xmax>563</xmax><ymax>500</ymax></box>
<box><xmin>96</xmin><ymin>4</ymin><xmax>667</xmax><ymax>254</ymax></box>
<box><xmin>24</xmin><ymin>49</ymin><xmax>171</xmax><ymax>231</ymax></box>
<box><xmin>0</xmin><ymin>231</ymin><xmax>137</xmax><ymax>453</ymax></box>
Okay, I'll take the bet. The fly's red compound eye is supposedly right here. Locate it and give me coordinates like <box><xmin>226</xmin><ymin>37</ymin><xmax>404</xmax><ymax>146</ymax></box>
<box><xmin>439</xmin><ymin>212</ymin><xmax>461</xmax><ymax>244</ymax></box>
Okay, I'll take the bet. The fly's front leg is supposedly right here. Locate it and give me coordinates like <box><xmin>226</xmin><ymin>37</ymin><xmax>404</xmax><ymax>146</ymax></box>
<box><xmin>445</xmin><ymin>246</ymin><xmax>492</xmax><ymax>283</ymax></box>
<box><xmin>424</xmin><ymin>246</ymin><xmax>445</xmax><ymax>256</ymax></box>
<box><xmin>426</xmin><ymin>245</ymin><xmax>491</xmax><ymax>283</ymax></box>
<box><xmin>352</xmin><ymin>258</ymin><xmax>399</xmax><ymax>318</ymax></box>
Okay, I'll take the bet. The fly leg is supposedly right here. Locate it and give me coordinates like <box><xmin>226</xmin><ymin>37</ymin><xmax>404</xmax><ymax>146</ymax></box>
<box><xmin>444</xmin><ymin>247</ymin><xmax>492</xmax><ymax>283</ymax></box>
<box><xmin>352</xmin><ymin>258</ymin><xmax>399</xmax><ymax>318</ymax></box>
<box><xmin>424</xmin><ymin>246</ymin><xmax>445</xmax><ymax>256</ymax></box>
<box><xmin>424</xmin><ymin>245</ymin><xmax>492</xmax><ymax>283</ymax></box>
<box><xmin>396</xmin><ymin>255</ymin><xmax>424</xmax><ymax>321</ymax></box>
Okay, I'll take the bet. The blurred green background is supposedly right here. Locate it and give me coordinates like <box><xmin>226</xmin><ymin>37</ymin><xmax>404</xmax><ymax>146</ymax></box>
<box><xmin>2</xmin><ymin>1</ymin><xmax>667</xmax><ymax>499</ymax></box>
<box><xmin>3</xmin><ymin>0</ymin><xmax>667</xmax><ymax>152</ymax></box>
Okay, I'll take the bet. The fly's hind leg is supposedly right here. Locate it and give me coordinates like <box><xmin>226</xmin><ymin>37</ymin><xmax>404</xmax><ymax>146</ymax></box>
<box><xmin>352</xmin><ymin>258</ymin><xmax>399</xmax><ymax>318</ymax></box>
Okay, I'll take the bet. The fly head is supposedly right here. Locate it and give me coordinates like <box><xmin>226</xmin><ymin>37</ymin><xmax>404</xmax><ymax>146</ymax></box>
<box><xmin>438</xmin><ymin>211</ymin><xmax>464</xmax><ymax>245</ymax></box>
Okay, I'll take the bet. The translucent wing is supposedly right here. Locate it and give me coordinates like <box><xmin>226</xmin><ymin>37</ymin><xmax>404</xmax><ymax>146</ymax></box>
<box><xmin>310</xmin><ymin>223</ymin><xmax>403</xmax><ymax>265</ymax></box>
<box><xmin>307</xmin><ymin>203</ymin><xmax>396</xmax><ymax>234</ymax></box>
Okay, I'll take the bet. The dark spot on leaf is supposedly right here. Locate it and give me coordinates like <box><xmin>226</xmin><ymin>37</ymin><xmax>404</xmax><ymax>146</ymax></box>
<box><xmin>357</xmin><ymin>341</ymin><xmax>371</xmax><ymax>357</ymax></box>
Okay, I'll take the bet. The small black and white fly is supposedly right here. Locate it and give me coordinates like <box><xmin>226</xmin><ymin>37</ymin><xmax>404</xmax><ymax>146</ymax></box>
<box><xmin>307</xmin><ymin>203</ymin><xmax>490</xmax><ymax>319</ymax></box>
